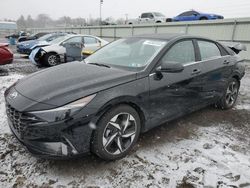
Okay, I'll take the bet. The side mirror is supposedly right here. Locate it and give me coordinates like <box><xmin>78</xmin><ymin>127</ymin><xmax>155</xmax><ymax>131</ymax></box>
<box><xmin>156</xmin><ymin>61</ymin><xmax>184</xmax><ymax>73</ymax></box>
<box><xmin>193</xmin><ymin>13</ymin><xmax>198</xmax><ymax>16</ymax></box>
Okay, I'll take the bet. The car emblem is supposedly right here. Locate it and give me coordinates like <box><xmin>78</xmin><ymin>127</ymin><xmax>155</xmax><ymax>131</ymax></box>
<box><xmin>9</xmin><ymin>91</ymin><xmax>18</xmax><ymax>100</ymax></box>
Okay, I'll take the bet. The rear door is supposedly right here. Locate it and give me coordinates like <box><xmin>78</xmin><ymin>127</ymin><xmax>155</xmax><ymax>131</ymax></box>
<box><xmin>148</xmin><ymin>39</ymin><xmax>205</xmax><ymax>128</ymax></box>
<box><xmin>195</xmin><ymin>39</ymin><xmax>232</xmax><ymax>103</ymax></box>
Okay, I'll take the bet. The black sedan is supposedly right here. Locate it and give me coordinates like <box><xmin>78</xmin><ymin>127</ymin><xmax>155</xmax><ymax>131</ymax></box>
<box><xmin>17</xmin><ymin>32</ymin><xmax>50</xmax><ymax>43</ymax></box>
<box><xmin>5</xmin><ymin>34</ymin><xmax>246</xmax><ymax>160</ymax></box>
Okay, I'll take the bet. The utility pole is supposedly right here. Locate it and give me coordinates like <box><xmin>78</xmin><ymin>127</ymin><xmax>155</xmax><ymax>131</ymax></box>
<box><xmin>100</xmin><ymin>0</ymin><xmax>103</xmax><ymax>25</ymax></box>
<box><xmin>125</xmin><ymin>14</ymin><xmax>128</xmax><ymax>24</ymax></box>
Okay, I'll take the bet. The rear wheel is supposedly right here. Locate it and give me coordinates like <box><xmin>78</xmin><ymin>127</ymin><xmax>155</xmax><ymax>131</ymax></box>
<box><xmin>216</xmin><ymin>78</ymin><xmax>240</xmax><ymax>109</ymax></box>
<box><xmin>92</xmin><ymin>105</ymin><xmax>141</xmax><ymax>160</ymax></box>
<box><xmin>44</xmin><ymin>53</ymin><xmax>59</xmax><ymax>67</ymax></box>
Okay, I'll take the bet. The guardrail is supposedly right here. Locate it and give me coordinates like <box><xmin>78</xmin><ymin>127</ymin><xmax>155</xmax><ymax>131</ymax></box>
<box><xmin>29</xmin><ymin>17</ymin><xmax>250</xmax><ymax>61</ymax></box>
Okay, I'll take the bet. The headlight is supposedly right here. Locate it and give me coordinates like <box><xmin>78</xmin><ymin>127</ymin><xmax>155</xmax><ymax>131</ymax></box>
<box><xmin>29</xmin><ymin>94</ymin><xmax>96</xmax><ymax>122</ymax></box>
<box><xmin>23</xmin><ymin>43</ymin><xmax>30</xmax><ymax>47</ymax></box>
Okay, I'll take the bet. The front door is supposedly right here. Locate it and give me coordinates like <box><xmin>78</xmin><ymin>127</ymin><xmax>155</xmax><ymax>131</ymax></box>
<box><xmin>148</xmin><ymin>40</ymin><xmax>204</xmax><ymax>128</ymax></box>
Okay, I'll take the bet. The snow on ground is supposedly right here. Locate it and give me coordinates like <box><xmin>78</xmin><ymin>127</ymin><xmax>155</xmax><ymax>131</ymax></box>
<box><xmin>0</xmin><ymin>74</ymin><xmax>23</xmax><ymax>133</ymax></box>
<box><xmin>0</xmin><ymin>63</ymin><xmax>250</xmax><ymax>187</ymax></box>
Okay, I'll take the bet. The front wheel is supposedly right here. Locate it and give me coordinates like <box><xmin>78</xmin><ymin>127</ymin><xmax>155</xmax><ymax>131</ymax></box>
<box><xmin>216</xmin><ymin>78</ymin><xmax>240</xmax><ymax>110</ymax></box>
<box><xmin>44</xmin><ymin>53</ymin><xmax>60</xmax><ymax>67</ymax></box>
<box><xmin>92</xmin><ymin>105</ymin><xmax>141</xmax><ymax>160</ymax></box>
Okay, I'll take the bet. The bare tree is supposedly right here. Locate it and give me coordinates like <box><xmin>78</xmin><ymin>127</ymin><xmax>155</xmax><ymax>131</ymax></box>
<box><xmin>16</xmin><ymin>15</ymin><xmax>26</xmax><ymax>30</ymax></box>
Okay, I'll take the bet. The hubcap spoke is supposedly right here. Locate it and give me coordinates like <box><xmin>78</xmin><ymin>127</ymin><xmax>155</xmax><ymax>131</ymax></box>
<box><xmin>123</xmin><ymin>114</ymin><xmax>130</xmax><ymax>132</ymax></box>
<box><xmin>103</xmin><ymin>132</ymin><xmax>118</xmax><ymax>148</ymax></box>
<box><xmin>116</xmin><ymin>137</ymin><xmax>123</xmax><ymax>152</ymax></box>
<box><xmin>109</xmin><ymin>122</ymin><xmax>121</xmax><ymax>130</ymax></box>
<box><xmin>122</xmin><ymin>131</ymin><xmax>136</xmax><ymax>138</ymax></box>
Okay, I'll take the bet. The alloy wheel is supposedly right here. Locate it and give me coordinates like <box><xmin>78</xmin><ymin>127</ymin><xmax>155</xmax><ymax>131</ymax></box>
<box><xmin>102</xmin><ymin>113</ymin><xmax>137</xmax><ymax>155</ymax></box>
<box><xmin>225</xmin><ymin>81</ymin><xmax>238</xmax><ymax>106</ymax></box>
<box><xmin>48</xmin><ymin>55</ymin><xmax>58</xmax><ymax>66</ymax></box>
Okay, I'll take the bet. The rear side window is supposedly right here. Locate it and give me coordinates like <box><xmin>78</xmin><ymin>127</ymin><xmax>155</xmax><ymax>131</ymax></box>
<box><xmin>198</xmin><ymin>40</ymin><xmax>221</xmax><ymax>60</ymax></box>
<box><xmin>64</xmin><ymin>36</ymin><xmax>82</xmax><ymax>44</ymax></box>
<box><xmin>162</xmin><ymin>40</ymin><xmax>195</xmax><ymax>64</ymax></box>
<box><xmin>84</xmin><ymin>37</ymin><xmax>98</xmax><ymax>44</ymax></box>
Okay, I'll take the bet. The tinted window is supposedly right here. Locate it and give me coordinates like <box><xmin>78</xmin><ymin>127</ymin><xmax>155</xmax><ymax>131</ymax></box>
<box><xmin>84</xmin><ymin>37</ymin><xmax>98</xmax><ymax>44</ymax></box>
<box><xmin>162</xmin><ymin>40</ymin><xmax>195</xmax><ymax>64</ymax></box>
<box><xmin>179</xmin><ymin>11</ymin><xmax>198</xmax><ymax>16</ymax></box>
<box><xmin>198</xmin><ymin>40</ymin><xmax>221</xmax><ymax>60</ymax></box>
<box><xmin>141</xmin><ymin>13</ymin><xmax>151</xmax><ymax>18</ymax></box>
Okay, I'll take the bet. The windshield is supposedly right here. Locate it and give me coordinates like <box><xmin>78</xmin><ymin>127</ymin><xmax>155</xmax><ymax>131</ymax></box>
<box><xmin>154</xmin><ymin>12</ymin><xmax>165</xmax><ymax>17</ymax></box>
<box><xmin>85</xmin><ymin>38</ymin><xmax>167</xmax><ymax>71</ymax></box>
<box><xmin>37</xmin><ymin>33</ymin><xmax>54</xmax><ymax>41</ymax></box>
<box><xmin>49</xmin><ymin>35</ymin><xmax>70</xmax><ymax>44</ymax></box>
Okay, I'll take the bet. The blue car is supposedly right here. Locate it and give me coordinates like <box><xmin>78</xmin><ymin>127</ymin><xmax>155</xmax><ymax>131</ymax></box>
<box><xmin>173</xmin><ymin>10</ymin><xmax>224</xmax><ymax>22</ymax></box>
<box><xmin>16</xmin><ymin>33</ymin><xmax>67</xmax><ymax>55</ymax></box>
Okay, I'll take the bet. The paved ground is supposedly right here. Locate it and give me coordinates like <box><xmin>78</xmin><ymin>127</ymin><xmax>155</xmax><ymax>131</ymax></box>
<box><xmin>0</xmin><ymin>48</ymin><xmax>250</xmax><ymax>187</ymax></box>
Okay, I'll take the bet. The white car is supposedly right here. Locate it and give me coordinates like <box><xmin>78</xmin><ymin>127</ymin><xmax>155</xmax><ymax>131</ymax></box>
<box><xmin>29</xmin><ymin>34</ymin><xmax>109</xmax><ymax>66</ymax></box>
<box><xmin>128</xmin><ymin>12</ymin><xmax>167</xmax><ymax>24</ymax></box>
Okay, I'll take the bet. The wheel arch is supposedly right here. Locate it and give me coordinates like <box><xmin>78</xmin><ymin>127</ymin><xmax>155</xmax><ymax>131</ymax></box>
<box><xmin>94</xmin><ymin>96</ymin><xmax>147</xmax><ymax>133</ymax></box>
<box><xmin>199</xmin><ymin>16</ymin><xmax>208</xmax><ymax>20</ymax></box>
<box><xmin>45</xmin><ymin>51</ymin><xmax>59</xmax><ymax>55</ymax></box>
<box><xmin>232</xmin><ymin>74</ymin><xmax>241</xmax><ymax>85</ymax></box>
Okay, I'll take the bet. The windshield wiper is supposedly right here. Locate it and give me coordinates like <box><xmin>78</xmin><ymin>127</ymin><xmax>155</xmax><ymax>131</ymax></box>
<box><xmin>88</xmin><ymin>63</ymin><xmax>110</xmax><ymax>68</ymax></box>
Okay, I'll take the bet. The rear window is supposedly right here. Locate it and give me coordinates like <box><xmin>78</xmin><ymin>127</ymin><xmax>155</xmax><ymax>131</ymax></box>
<box><xmin>198</xmin><ymin>40</ymin><xmax>221</xmax><ymax>60</ymax></box>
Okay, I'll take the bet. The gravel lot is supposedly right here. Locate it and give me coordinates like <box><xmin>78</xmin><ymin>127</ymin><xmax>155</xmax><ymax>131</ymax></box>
<box><xmin>0</xmin><ymin>47</ymin><xmax>250</xmax><ymax>187</ymax></box>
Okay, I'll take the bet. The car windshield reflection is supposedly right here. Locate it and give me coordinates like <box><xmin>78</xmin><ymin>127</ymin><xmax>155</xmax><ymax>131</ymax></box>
<box><xmin>85</xmin><ymin>38</ymin><xmax>167</xmax><ymax>71</ymax></box>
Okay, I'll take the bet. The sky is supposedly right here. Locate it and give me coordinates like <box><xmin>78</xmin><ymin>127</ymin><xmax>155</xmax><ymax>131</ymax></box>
<box><xmin>1</xmin><ymin>0</ymin><xmax>250</xmax><ymax>21</ymax></box>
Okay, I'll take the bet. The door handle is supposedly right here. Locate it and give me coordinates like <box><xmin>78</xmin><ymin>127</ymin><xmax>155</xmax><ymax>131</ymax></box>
<box><xmin>223</xmin><ymin>60</ymin><xmax>230</xmax><ymax>65</ymax></box>
<box><xmin>191</xmin><ymin>69</ymin><xmax>201</xmax><ymax>75</ymax></box>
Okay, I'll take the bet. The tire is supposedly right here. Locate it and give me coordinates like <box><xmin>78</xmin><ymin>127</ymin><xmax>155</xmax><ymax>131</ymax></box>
<box><xmin>200</xmin><ymin>17</ymin><xmax>208</xmax><ymax>20</ymax></box>
<box><xmin>92</xmin><ymin>105</ymin><xmax>141</xmax><ymax>160</ymax></box>
<box><xmin>44</xmin><ymin>53</ymin><xmax>60</xmax><ymax>67</ymax></box>
<box><xmin>216</xmin><ymin>78</ymin><xmax>240</xmax><ymax>110</ymax></box>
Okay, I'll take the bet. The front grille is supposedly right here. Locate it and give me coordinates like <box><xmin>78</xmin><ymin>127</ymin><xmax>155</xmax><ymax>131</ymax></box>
<box><xmin>6</xmin><ymin>104</ymin><xmax>43</xmax><ymax>135</ymax></box>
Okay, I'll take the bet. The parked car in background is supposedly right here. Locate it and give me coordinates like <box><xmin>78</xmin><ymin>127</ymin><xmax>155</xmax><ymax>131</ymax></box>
<box><xmin>128</xmin><ymin>12</ymin><xmax>167</xmax><ymax>24</ymax></box>
<box><xmin>5</xmin><ymin>33</ymin><xmax>246</xmax><ymax>160</ymax></box>
<box><xmin>16</xmin><ymin>33</ymin><xmax>67</xmax><ymax>55</ymax></box>
<box><xmin>0</xmin><ymin>43</ymin><xmax>13</xmax><ymax>65</ymax></box>
<box><xmin>29</xmin><ymin>34</ymin><xmax>109</xmax><ymax>66</ymax></box>
<box><xmin>5</xmin><ymin>31</ymin><xmax>28</xmax><ymax>39</ymax></box>
<box><xmin>17</xmin><ymin>32</ymin><xmax>50</xmax><ymax>43</ymax></box>
<box><xmin>172</xmin><ymin>10</ymin><xmax>224</xmax><ymax>21</ymax></box>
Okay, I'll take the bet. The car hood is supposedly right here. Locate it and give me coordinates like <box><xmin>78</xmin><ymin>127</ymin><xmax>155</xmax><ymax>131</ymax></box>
<box><xmin>31</xmin><ymin>41</ymin><xmax>50</xmax><ymax>50</ymax></box>
<box><xmin>13</xmin><ymin>62</ymin><xmax>137</xmax><ymax>110</ymax></box>
<box><xmin>18</xmin><ymin>40</ymin><xmax>38</xmax><ymax>47</ymax></box>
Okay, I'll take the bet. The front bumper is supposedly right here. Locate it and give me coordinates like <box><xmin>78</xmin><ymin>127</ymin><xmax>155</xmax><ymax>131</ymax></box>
<box><xmin>17</xmin><ymin>47</ymin><xmax>32</xmax><ymax>55</ymax></box>
<box><xmin>7</xmin><ymin>108</ymin><xmax>95</xmax><ymax>159</ymax></box>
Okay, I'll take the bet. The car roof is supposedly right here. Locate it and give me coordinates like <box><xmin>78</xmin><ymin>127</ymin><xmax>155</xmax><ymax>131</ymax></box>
<box><xmin>129</xmin><ymin>33</ymin><xmax>215</xmax><ymax>42</ymax></box>
<box><xmin>129</xmin><ymin>33</ymin><xmax>188</xmax><ymax>41</ymax></box>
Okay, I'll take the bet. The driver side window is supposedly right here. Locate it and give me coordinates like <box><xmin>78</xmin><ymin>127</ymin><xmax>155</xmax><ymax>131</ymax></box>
<box><xmin>162</xmin><ymin>40</ymin><xmax>195</xmax><ymax>64</ymax></box>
